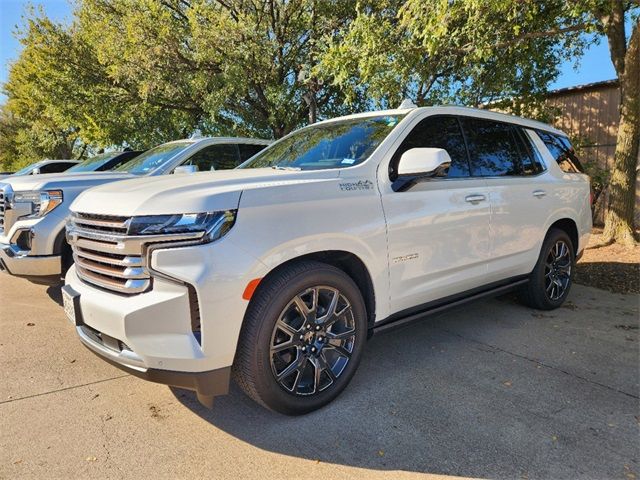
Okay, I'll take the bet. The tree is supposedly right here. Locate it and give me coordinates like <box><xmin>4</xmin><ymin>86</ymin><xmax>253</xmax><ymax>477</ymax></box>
<box><xmin>1</xmin><ymin>1</ymin><xmax>365</xmax><ymax>171</ymax></box>
<box><xmin>594</xmin><ymin>3</ymin><xmax>638</xmax><ymax>246</ymax></box>
<box><xmin>319</xmin><ymin>1</ymin><xmax>590</xmax><ymax>108</ymax></box>
<box><xmin>320</xmin><ymin>0</ymin><xmax>638</xmax><ymax>244</ymax></box>
<box><xmin>1</xmin><ymin>9</ymin><xmax>191</xmax><ymax>171</ymax></box>
<box><xmin>75</xmin><ymin>0</ymin><xmax>363</xmax><ymax>138</ymax></box>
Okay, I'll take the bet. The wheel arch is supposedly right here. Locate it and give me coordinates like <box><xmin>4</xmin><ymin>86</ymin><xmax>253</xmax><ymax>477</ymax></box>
<box><xmin>250</xmin><ymin>250</ymin><xmax>377</xmax><ymax>331</ymax></box>
<box><xmin>547</xmin><ymin>218</ymin><xmax>579</xmax><ymax>254</ymax></box>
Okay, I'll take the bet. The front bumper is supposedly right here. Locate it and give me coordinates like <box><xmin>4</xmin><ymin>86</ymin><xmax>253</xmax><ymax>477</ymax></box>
<box><xmin>0</xmin><ymin>243</ymin><xmax>61</xmax><ymax>283</ymax></box>
<box><xmin>63</xmin><ymin>236</ymin><xmax>268</xmax><ymax>408</ymax></box>
<box><xmin>62</xmin><ymin>280</ymin><xmax>231</xmax><ymax>407</ymax></box>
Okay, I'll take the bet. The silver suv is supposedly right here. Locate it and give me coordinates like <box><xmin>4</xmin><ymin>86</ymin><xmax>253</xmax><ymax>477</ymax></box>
<box><xmin>0</xmin><ymin>137</ymin><xmax>269</xmax><ymax>284</ymax></box>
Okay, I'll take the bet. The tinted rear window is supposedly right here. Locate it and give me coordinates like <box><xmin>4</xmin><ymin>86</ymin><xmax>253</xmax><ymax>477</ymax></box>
<box><xmin>536</xmin><ymin>131</ymin><xmax>584</xmax><ymax>173</ymax></box>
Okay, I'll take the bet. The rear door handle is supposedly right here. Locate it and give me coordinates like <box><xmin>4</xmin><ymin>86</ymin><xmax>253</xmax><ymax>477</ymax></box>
<box><xmin>465</xmin><ymin>194</ymin><xmax>486</xmax><ymax>204</ymax></box>
<box><xmin>533</xmin><ymin>190</ymin><xmax>547</xmax><ymax>198</ymax></box>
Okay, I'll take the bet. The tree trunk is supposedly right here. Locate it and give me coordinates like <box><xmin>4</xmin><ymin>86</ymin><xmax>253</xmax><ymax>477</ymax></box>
<box><xmin>303</xmin><ymin>87</ymin><xmax>318</xmax><ymax>124</ymax></box>
<box><xmin>601</xmin><ymin>17</ymin><xmax>639</xmax><ymax>245</ymax></box>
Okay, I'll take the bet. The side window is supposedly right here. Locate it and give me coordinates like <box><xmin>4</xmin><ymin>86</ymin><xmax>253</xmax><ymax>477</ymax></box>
<box><xmin>536</xmin><ymin>130</ymin><xmax>584</xmax><ymax>173</ymax></box>
<box><xmin>460</xmin><ymin>117</ymin><xmax>522</xmax><ymax>177</ymax></box>
<box><xmin>390</xmin><ymin>115</ymin><xmax>470</xmax><ymax>179</ymax></box>
<box><xmin>239</xmin><ymin>144</ymin><xmax>267</xmax><ymax>162</ymax></box>
<box><xmin>511</xmin><ymin>127</ymin><xmax>538</xmax><ymax>175</ymax></box>
<box><xmin>183</xmin><ymin>144</ymin><xmax>241</xmax><ymax>171</ymax></box>
<box><xmin>40</xmin><ymin>162</ymin><xmax>74</xmax><ymax>173</ymax></box>
<box><xmin>519</xmin><ymin>129</ymin><xmax>547</xmax><ymax>172</ymax></box>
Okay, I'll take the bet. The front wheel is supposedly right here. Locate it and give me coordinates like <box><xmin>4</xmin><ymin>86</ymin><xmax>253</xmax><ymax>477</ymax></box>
<box><xmin>233</xmin><ymin>261</ymin><xmax>368</xmax><ymax>415</ymax></box>
<box><xmin>519</xmin><ymin>228</ymin><xmax>575</xmax><ymax>310</ymax></box>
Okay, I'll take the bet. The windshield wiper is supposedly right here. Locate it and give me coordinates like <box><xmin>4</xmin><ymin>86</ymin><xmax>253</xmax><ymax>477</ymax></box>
<box><xmin>271</xmin><ymin>165</ymin><xmax>301</xmax><ymax>171</ymax></box>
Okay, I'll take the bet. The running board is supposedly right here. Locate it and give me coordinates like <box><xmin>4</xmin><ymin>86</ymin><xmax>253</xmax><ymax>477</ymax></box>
<box><xmin>373</xmin><ymin>277</ymin><xmax>529</xmax><ymax>334</ymax></box>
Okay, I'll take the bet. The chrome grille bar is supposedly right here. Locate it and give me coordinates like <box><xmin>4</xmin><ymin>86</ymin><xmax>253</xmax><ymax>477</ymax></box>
<box><xmin>74</xmin><ymin>246</ymin><xmax>143</xmax><ymax>267</ymax></box>
<box><xmin>68</xmin><ymin>225</ymin><xmax>203</xmax><ymax>255</ymax></box>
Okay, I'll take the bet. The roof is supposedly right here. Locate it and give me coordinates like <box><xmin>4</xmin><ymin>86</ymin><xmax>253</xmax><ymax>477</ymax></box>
<box><xmin>316</xmin><ymin>105</ymin><xmax>565</xmax><ymax>135</ymax></box>
<box><xmin>546</xmin><ymin>79</ymin><xmax>619</xmax><ymax>97</ymax></box>
<box><xmin>164</xmin><ymin>137</ymin><xmax>272</xmax><ymax>146</ymax></box>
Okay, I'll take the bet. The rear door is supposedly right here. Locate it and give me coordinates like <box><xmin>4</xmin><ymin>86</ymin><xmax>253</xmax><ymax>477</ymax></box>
<box><xmin>381</xmin><ymin>115</ymin><xmax>491</xmax><ymax>314</ymax></box>
<box><xmin>459</xmin><ymin>117</ymin><xmax>550</xmax><ymax>282</ymax></box>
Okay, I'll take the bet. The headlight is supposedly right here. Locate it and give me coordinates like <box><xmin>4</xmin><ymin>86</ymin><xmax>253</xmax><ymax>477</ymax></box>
<box><xmin>10</xmin><ymin>190</ymin><xmax>63</xmax><ymax>219</ymax></box>
<box><xmin>127</xmin><ymin>210</ymin><xmax>237</xmax><ymax>242</ymax></box>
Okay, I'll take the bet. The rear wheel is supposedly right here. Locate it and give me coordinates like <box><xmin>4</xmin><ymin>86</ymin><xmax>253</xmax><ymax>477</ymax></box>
<box><xmin>233</xmin><ymin>261</ymin><xmax>367</xmax><ymax>415</ymax></box>
<box><xmin>519</xmin><ymin>228</ymin><xmax>575</xmax><ymax>310</ymax></box>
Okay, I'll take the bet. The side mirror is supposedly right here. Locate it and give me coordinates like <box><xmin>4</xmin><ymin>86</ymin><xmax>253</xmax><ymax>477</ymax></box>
<box><xmin>393</xmin><ymin>148</ymin><xmax>452</xmax><ymax>192</ymax></box>
<box><xmin>174</xmin><ymin>165</ymin><xmax>198</xmax><ymax>174</ymax></box>
<box><xmin>31</xmin><ymin>168</ymin><xmax>41</xmax><ymax>175</ymax></box>
<box><xmin>397</xmin><ymin>148</ymin><xmax>451</xmax><ymax>176</ymax></box>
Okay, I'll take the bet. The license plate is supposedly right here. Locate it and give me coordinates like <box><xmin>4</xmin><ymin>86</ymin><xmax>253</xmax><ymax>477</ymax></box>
<box><xmin>62</xmin><ymin>288</ymin><xmax>77</xmax><ymax>325</ymax></box>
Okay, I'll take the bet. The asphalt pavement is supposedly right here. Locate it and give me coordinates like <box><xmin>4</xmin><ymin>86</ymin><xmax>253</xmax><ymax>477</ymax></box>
<box><xmin>0</xmin><ymin>274</ymin><xmax>638</xmax><ymax>479</ymax></box>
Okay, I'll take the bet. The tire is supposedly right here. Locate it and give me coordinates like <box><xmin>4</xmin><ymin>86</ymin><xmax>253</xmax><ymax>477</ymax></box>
<box><xmin>233</xmin><ymin>260</ymin><xmax>368</xmax><ymax>415</ymax></box>
<box><xmin>518</xmin><ymin>228</ymin><xmax>575</xmax><ymax>310</ymax></box>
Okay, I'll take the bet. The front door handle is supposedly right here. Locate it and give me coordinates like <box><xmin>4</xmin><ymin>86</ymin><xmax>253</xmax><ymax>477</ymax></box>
<box><xmin>465</xmin><ymin>194</ymin><xmax>486</xmax><ymax>204</ymax></box>
<box><xmin>533</xmin><ymin>190</ymin><xmax>547</xmax><ymax>198</ymax></box>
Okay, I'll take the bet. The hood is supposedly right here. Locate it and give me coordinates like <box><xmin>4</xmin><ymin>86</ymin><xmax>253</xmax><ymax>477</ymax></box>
<box><xmin>0</xmin><ymin>171</ymin><xmax>134</xmax><ymax>191</ymax></box>
<box><xmin>71</xmin><ymin>168</ymin><xmax>341</xmax><ymax>216</ymax></box>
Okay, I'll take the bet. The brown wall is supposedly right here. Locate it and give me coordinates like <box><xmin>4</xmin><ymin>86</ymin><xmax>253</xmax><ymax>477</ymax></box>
<box><xmin>545</xmin><ymin>81</ymin><xmax>639</xmax><ymax>225</ymax></box>
<box><xmin>546</xmin><ymin>82</ymin><xmax>620</xmax><ymax>172</ymax></box>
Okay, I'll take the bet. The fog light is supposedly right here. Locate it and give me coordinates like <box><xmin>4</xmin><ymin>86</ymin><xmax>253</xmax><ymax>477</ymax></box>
<box><xmin>14</xmin><ymin>229</ymin><xmax>32</xmax><ymax>252</ymax></box>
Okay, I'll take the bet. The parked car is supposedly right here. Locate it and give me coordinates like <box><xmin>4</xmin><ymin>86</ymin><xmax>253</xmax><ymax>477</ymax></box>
<box><xmin>62</xmin><ymin>106</ymin><xmax>591</xmax><ymax>415</ymax></box>
<box><xmin>0</xmin><ymin>137</ymin><xmax>269</xmax><ymax>284</ymax></box>
<box><xmin>65</xmin><ymin>150</ymin><xmax>143</xmax><ymax>173</ymax></box>
<box><xmin>0</xmin><ymin>159</ymin><xmax>80</xmax><ymax>181</ymax></box>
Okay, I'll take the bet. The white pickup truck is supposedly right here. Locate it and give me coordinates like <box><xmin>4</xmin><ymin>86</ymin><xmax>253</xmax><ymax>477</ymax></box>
<box><xmin>0</xmin><ymin>138</ymin><xmax>269</xmax><ymax>283</ymax></box>
<box><xmin>63</xmin><ymin>106</ymin><xmax>591</xmax><ymax>415</ymax></box>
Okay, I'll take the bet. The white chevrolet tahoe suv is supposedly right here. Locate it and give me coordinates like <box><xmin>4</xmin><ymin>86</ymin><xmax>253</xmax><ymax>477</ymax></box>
<box><xmin>63</xmin><ymin>106</ymin><xmax>591</xmax><ymax>415</ymax></box>
<box><xmin>0</xmin><ymin>138</ymin><xmax>268</xmax><ymax>284</ymax></box>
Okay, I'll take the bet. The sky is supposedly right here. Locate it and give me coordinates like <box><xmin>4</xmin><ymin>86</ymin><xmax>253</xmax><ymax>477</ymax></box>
<box><xmin>0</xmin><ymin>0</ymin><xmax>619</xmax><ymax>104</ymax></box>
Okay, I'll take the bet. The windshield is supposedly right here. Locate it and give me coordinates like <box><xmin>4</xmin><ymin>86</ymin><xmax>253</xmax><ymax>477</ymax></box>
<box><xmin>13</xmin><ymin>163</ymin><xmax>42</xmax><ymax>176</ymax></box>
<box><xmin>240</xmin><ymin>115</ymin><xmax>405</xmax><ymax>170</ymax></box>
<box><xmin>67</xmin><ymin>152</ymin><xmax>117</xmax><ymax>173</ymax></box>
<box><xmin>115</xmin><ymin>142</ymin><xmax>191</xmax><ymax>175</ymax></box>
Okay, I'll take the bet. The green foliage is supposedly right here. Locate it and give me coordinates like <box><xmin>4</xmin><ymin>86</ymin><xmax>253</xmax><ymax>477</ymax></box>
<box><xmin>1</xmin><ymin>0</ymin><xmax>636</xmax><ymax>173</ymax></box>
<box><xmin>1</xmin><ymin>1</ymin><xmax>364</xmax><ymax>170</ymax></box>
<box><xmin>319</xmin><ymin>0</ymin><xmax>593</xmax><ymax>108</ymax></box>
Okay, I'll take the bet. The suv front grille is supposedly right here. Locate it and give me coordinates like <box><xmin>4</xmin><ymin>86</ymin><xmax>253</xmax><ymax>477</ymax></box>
<box><xmin>67</xmin><ymin>212</ymin><xmax>204</xmax><ymax>295</ymax></box>
<box><xmin>68</xmin><ymin>213</ymin><xmax>150</xmax><ymax>294</ymax></box>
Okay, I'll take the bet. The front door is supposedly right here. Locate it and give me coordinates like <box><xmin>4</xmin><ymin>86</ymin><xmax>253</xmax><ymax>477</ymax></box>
<box><xmin>380</xmin><ymin>115</ymin><xmax>491</xmax><ymax>315</ymax></box>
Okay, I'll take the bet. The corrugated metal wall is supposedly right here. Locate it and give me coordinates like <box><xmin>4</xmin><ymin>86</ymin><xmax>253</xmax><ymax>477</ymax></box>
<box><xmin>545</xmin><ymin>81</ymin><xmax>639</xmax><ymax>225</ymax></box>
<box><xmin>546</xmin><ymin>82</ymin><xmax>620</xmax><ymax>173</ymax></box>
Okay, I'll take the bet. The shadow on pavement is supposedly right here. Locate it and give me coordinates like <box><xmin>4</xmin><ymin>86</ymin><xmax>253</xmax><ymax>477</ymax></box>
<box><xmin>46</xmin><ymin>284</ymin><xmax>63</xmax><ymax>306</ymax></box>
<box><xmin>172</xmin><ymin>293</ymin><xmax>639</xmax><ymax>479</ymax></box>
